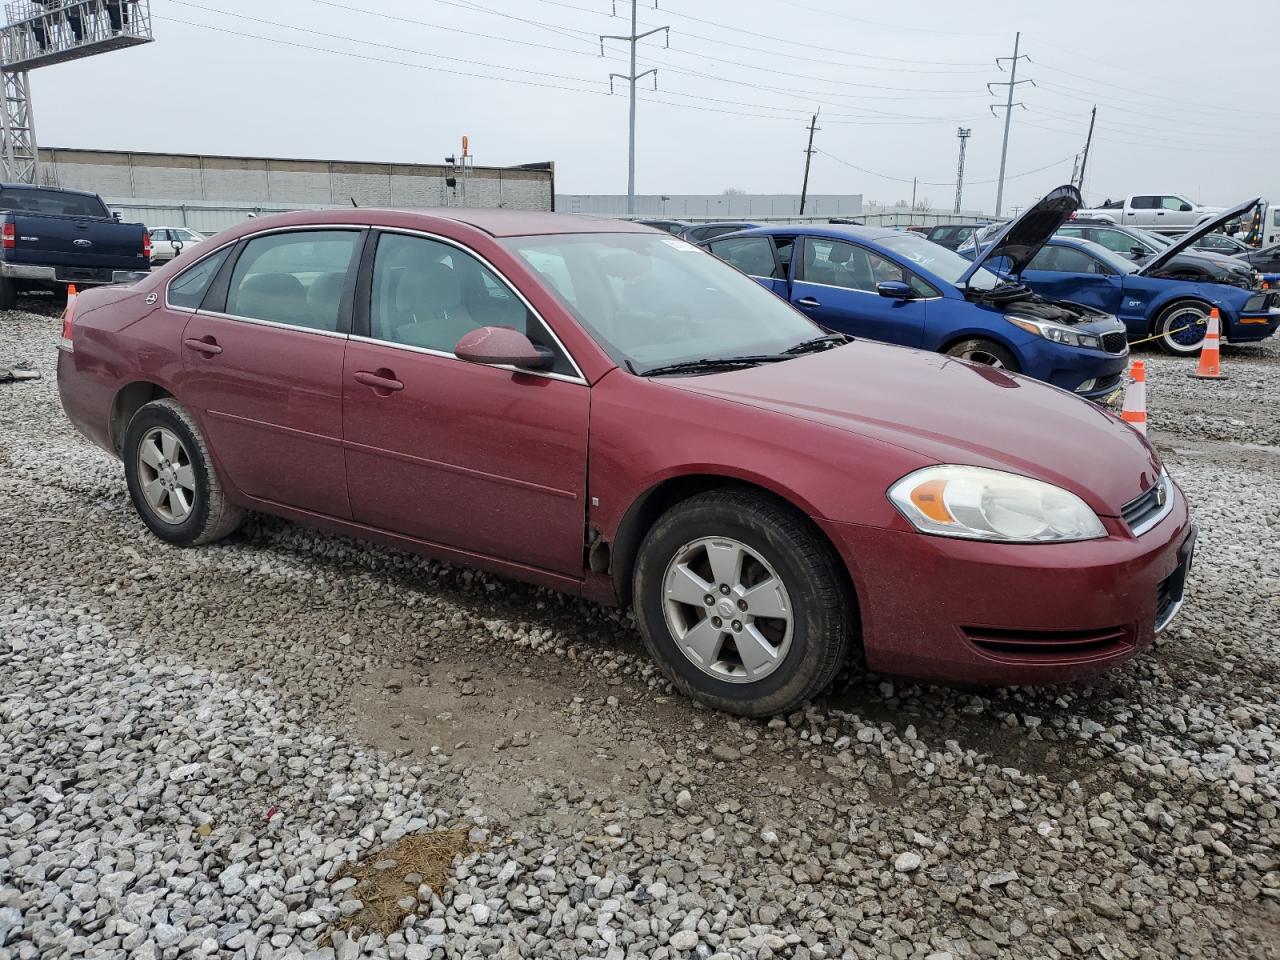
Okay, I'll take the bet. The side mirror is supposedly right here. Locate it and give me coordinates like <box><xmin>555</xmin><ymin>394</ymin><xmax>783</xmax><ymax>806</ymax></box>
<box><xmin>877</xmin><ymin>280</ymin><xmax>912</xmax><ymax>299</ymax></box>
<box><xmin>1130</xmin><ymin>246</ymin><xmax>1146</xmax><ymax>256</ymax></box>
<box><xmin>1180</xmin><ymin>203</ymin><xmax>1193</xmax><ymax>212</ymax></box>
<box><xmin>113</xmin><ymin>211</ymin><xmax>122</xmax><ymax>221</ymax></box>
<box><xmin>454</xmin><ymin>326</ymin><xmax>553</xmax><ymax>371</ymax></box>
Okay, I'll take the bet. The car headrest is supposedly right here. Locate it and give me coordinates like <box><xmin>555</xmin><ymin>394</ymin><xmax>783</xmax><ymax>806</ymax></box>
<box><xmin>828</xmin><ymin>244</ymin><xmax>851</xmax><ymax>265</ymax></box>
<box><xmin>232</xmin><ymin>273</ymin><xmax>309</xmax><ymax>325</ymax></box>
<box><xmin>398</xmin><ymin>261</ymin><xmax>463</xmax><ymax>317</ymax></box>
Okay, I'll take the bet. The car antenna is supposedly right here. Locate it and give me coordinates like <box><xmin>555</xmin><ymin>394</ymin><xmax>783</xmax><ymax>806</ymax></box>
<box><xmin>350</xmin><ymin>197</ymin><xmax>359</xmax><ymax>208</ymax></box>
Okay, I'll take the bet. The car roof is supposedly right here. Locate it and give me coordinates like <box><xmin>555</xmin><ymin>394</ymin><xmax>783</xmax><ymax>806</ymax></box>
<box><xmin>211</xmin><ymin>207</ymin><xmax>657</xmax><ymax>239</ymax></box>
<box><xmin>724</xmin><ymin>224</ymin><xmax>905</xmax><ymax>243</ymax></box>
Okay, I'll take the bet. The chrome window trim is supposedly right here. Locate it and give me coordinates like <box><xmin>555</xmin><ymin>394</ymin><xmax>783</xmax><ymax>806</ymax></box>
<box><xmin>367</xmin><ymin>225</ymin><xmax>587</xmax><ymax>383</ymax></box>
<box><xmin>792</xmin><ymin>278</ymin><xmax>942</xmax><ymax>302</ymax></box>
<box><xmin>348</xmin><ymin>334</ymin><xmax>587</xmax><ymax>386</ymax></box>
<box><xmin>163</xmin><ymin>223</ymin><xmax>366</xmax><ymax>313</ymax></box>
<box><xmin>190</xmin><ymin>309</ymin><xmax>351</xmax><ymax>340</ymax></box>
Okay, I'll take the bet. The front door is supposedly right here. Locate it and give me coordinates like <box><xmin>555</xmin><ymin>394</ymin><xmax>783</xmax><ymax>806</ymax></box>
<box><xmin>342</xmin><ymin>229</ymin><xmax>590</xmax><ymax>576</ymax></box>
<box><xmin>1020</xmin><ymin>244</ymin><xmax>1125</xmax><ymax>315</ymax></box>
<box><xmin>790</xmin><ymin>237</ymin><xmax>928</xmax><ymax>347</ymax></box>
<box><xmin>178</xmin><ymin>228</ymin><xmax>362</xmax><ymax>518</ymax></box>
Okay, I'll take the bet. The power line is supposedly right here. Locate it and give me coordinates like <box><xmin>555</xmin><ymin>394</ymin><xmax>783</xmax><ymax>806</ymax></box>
<box><xmin>771</xmin><ymin>0</ymin><xmax>1002</xmax><ymax>39</ymax></box>
<box><xmin>816</xmin><ymin>147</ymin><xmax>1075</xmax><ymax>188</ymax></box>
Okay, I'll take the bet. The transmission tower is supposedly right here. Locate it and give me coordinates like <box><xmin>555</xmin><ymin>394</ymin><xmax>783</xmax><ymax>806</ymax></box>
<box><xmin>600</xmin><ymin>1</ymin><xmax>669</xmax><ymax>215</ymax></box>
<box><xmin>953</xmin><ymin>127</ymin><xmax>970</xmax><ymax>214</ymax></box>
<box><xmin>987</xmin><ymin>31</ymin><xmax>1033</xmax><ymax>217</ymax></box>
<box><xmin>0</xmin><ymin>1</ymin><xmax>154</xmax><ymax>183</ymax></box>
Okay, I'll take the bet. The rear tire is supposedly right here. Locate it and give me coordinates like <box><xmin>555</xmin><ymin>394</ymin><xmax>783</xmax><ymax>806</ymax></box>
<box><xmin>123</xmin><ymin>399</ymin><xmax>244</xmax><ymax>546</ymax></box>
<box><xmin>1153</xmin><ymin>300</ymin><xmax>1210</xmax><ymax>355</ymax></box>
<box><xmin>0</xmin><ymin>277</ymin><xmax>16</xmax><ymax>311</ymax></box>
<box><xmin>633</xmin><ymin>489</ymin><xmax>854</xmax><ymax>717</ymax></box>
<box><xmin>944</xmin><ymin>338</ymin><xmax>1019</xmax><ymax>371</ymax></box>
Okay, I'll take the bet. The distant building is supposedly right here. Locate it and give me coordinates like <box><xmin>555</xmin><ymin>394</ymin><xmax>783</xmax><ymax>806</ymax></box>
<box><xmin>557</xmin><ymin>193</ymin><xmax>863</xmax><ymax>221</ymax></box>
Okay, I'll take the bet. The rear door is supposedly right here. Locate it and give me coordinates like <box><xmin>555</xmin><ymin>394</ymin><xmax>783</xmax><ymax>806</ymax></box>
<box><xmin>342</xmin><ymin>229</ymin><xmax>590</xmax><ymax>576</ymax></box>
<box><xmin>177</xmin><ymin>227</ymin><xmax>362</xmax><ymax>518</ymax></box>
<box><xmin>705</xmin><ymin>235</ymin><xmax>787</xmax><ymax>295</ymax></box>
<box><xmin>790</xmin><ymin>237</ymin><xmax>929</xmax><ymax>346</ymax></box>
<box><xmin>1125</xmin><ymin>196</ymin><xmax>1158</xmax><ymax>226</ymax></box>
<box><xmin>1020</xmin><ymin>244</ymin><xmax>1124</xmax><ymax>313</ymax></box>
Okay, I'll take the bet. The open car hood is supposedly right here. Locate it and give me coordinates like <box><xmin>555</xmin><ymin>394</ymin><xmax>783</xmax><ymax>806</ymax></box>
<box><xmin>1137</xmin><ymin>196</ymin><xmax>1261</xmax><ymax>276</ymax></box>
<box><xmin>958</xmin><ymin>184</ymin><xmax>1080</xmax><ymax>285</ymax></box>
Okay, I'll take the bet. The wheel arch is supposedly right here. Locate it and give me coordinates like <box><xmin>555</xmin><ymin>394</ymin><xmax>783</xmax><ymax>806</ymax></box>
<box><xmin>607</xmin><ymin>472</ymin><xmax>856</xmax><ymax>611</ymax></box>
<box><xmin>935</xmin><ymin>329</ymin><xmax>1024</xmax><ymax>368</ymax></box>
<box><xmin>109</xmin><ymin>381</ymin><xmax>174</xmax><ymax>456</ymax></box>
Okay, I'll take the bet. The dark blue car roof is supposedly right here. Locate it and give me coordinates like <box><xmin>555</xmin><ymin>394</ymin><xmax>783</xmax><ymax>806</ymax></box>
<box><xmin>714</xmin><ymin>224</ymin><xmax>907</xmax><ymax>244</ymax></box>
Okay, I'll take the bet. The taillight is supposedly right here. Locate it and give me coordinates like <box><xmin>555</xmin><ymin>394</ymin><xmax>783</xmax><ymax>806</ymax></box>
<box><xmin>59</xmin><ymin>287</ymin><xmax>76</xmax><ymax>352</ymax></box>
<box><xmin>142</xmin><ymin>231</ymin><xmax>151</xmax><ymax>260</ymax></box>
<box><xmin>2</xmin><ymin>222</ymin><xmax>14</xmax><ymax>249</ymax></box>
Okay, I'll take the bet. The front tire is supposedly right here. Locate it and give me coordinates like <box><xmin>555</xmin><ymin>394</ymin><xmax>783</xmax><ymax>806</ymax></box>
<box><xmin>633</xmin><ymin>489</ymin><xmax>854</xmax><ymax>717</ymax></box>
<box><xmin>123</xmin><ymin>399</ymin><xmax>244</xmax><ymax>546</ymax></box>
<box><xmin>944</xmin><ymin>338</ymin><xmax>1019</xmax><ymax>371</ymax></box>
<box><xmin>1153</xmin><ymin>300</ymin><xmax>1210</xmax><ymax>355</ymax></box>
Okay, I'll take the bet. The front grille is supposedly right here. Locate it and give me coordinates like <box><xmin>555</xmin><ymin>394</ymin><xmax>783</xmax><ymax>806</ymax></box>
<box><xmin>1093</xmin><ymin>372</ymin><xmax>1123</xmax><ymax>392</ymax></box>
<box><xmin>963</xmin><ymin>625</ymin><xmax>1133</xmax><ymax>660</ymax></box>
<box><xmin>1121</xmin><ymin>474</ymin><xmax>1172</xmax><ymax>536</ymax></box>
<box><xmin>1101</xmin><ymin>331</ymin><xmax>1128</xmax><ymax>354</ymax></box>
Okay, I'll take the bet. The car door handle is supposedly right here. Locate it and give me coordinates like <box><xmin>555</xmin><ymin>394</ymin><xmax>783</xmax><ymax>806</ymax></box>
<box><xmin>795</xmin><ymin>297</ymin><xmax>821</xmax><ymax>307</ymax></box>
<box><xmin>354</xmin><ymin>369</ymin><xmax>404</xmax><ymax>392</ymax></box>
<box><xmin>183</xmin><ymin>337</ymin><xmax>222</xmax><ymax>356</ymax></box>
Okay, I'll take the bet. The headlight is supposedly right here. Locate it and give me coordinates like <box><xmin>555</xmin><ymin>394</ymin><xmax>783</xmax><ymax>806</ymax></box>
<box><xmin>1006</xmin><ymin>314</ymin><xmax>1101</xmax><ymax>349</ymax></box>
<box><xmin>888</xmin><ymin>465</ymin><xmax>1107</xmax><ymax>543</ymax></box>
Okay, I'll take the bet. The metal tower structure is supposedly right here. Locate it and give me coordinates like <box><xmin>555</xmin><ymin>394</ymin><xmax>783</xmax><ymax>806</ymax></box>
<box><xmin>0</xmin><ymin>1</ymin><xmax>154</xmax><ymax>183</ymax></box>
<box><xmin>601</xmin><ymin>1</ymin><xmax>669</xmax><ymax>216</ymax></box>
<box><xmin>953</xmin><ymin>127</ymin><xmax>970</xmax><ymax>214</ymax></box>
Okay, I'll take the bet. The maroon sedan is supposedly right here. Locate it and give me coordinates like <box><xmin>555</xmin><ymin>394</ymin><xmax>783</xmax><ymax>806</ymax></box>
<box><xmin>57</xmin><ymin>209</ymin><xmax>1195</xmax><ymax>716</ymax></box>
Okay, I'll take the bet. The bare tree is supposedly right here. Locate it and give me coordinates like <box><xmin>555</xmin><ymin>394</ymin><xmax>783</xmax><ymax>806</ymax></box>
<box><xmin>722</xmin><ymin>187</ymin><xmax>746</xmax><ymax>196</ymax></box>
<box><xmin>913</xmin><ymin>196</ymin><xmax>932</xmax><ymax>211</ymax></box>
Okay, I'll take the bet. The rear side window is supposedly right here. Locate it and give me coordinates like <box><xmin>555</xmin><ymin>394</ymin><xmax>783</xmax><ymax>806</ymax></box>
<box><xmin>708</xmin><ymin>236</ymin><xmax>778</xmax><ymax>278</ymax></box>
<box><xmin>167</xmin><ymin>248</ymin><xmax>231</xmax><ymax>309</ymax></box>
<box><xmin>225</xmin><ymin>231</ymin><xmax>359</xmax><ymax>332</ymax></box>
<box><xmin>1130</xmin><ymin>196</ymin><xmax>1157</xmax><ymax>210</ymax></box>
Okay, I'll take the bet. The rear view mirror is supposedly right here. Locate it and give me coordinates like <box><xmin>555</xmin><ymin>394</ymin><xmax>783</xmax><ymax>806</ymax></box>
<box><xmin>455</xmin><ymin>326</ymin><xmax>553</xmax><ymax>371</ymax></box>
<box><xmin>877</xmin><ymin>280</ymin><xmax>912</xmax><ymax>299</ymax></box>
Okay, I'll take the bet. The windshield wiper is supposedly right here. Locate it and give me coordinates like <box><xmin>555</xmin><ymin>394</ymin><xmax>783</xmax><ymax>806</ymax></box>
<box><xmin>637</xmin><ymin>355</ymin><xmax>792</xmax><ymax>377</ymax></box>
<box><xmin>784</xmin><ymin>333</ymin><xmax>851</xmax><ymax>355</ymax></box>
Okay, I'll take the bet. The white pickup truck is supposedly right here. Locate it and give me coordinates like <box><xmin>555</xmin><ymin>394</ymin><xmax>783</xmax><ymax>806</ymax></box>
<box><xmin>1076</xmin><ymin>193</ymin><xmax>1224</xmax><ymax>234</ymax></box>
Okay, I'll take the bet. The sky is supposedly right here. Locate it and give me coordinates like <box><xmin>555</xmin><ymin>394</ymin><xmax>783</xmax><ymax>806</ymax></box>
<box><xmin>31</xmin><ymin>0</ymin><xmax>1280</xmax><ymax>214</ymax></box>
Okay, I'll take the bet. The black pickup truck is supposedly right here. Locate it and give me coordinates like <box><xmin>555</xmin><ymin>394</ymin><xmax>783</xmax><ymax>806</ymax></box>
<box><xmin>0</xmin><ymin>183</ymin><xmax>150</xmax><ymax>308</ymax></box>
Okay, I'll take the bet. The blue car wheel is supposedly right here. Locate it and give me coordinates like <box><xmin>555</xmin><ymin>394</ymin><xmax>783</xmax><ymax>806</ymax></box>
<box><xmin>1154</xmin><ymin>301</ymin><xmax>1210</xmax><ymax>356</ymax></box>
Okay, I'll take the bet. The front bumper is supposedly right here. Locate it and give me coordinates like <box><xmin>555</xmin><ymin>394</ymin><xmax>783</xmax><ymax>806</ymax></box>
<box><xmin>818</xmin><ymin>485</ymin><xmax>1193</xmax><ymax>687</ymax></box>
<box><xmin>1019</xmin><ymin>336</ymin><xmax>1129</xmax><ymax>403</ymax></box>
<box><xmin>1229</xmin><ymin>307</ymin><xmax>1280</xmax><ymax>343</ymax></box>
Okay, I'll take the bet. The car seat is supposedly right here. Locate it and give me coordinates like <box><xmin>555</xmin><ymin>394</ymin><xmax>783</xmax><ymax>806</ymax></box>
<box><xmin>394</xmin><ymin>261</ymin><xmax>479</xmax><ymax>352</ymax></box>
<box><xmin>230</xmin><ymin>274</ymin><xmax>311</xmax><ymax>328</ymax></box>
<box><xmin>306</xmin><ymin>272</ymin><xmax>348</xmax><ymax>330</ymax></box>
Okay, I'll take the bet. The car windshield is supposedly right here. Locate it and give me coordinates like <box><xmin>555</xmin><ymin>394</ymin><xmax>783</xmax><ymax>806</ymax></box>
<box><xmin>1073</xmin><ymin>239</ymin><xmax>1141</xmax><ymax>274</ymax></box>
<box><xmin>877</xmin><ymin>233</ymin><xmax>1002</xmax><ymax>290</ymax></box>
<box><xmin>501</xmin><ymin>232</ymin><xmax>825</xmax><ymax>372</ymax></box>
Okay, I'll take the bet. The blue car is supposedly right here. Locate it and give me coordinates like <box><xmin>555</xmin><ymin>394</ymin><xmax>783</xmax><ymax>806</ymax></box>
<box><xmin>696</xmin><ymin>189</ymin><xmax>1130</xmax><ymax>402</ymax></box>
<box><xmin>974</xmin><ymin>194</ymin><xmax>1280</xmax><ymax>356</ymax></box>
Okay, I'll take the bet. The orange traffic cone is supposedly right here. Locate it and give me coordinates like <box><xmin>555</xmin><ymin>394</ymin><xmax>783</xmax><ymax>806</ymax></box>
<box><xmin>65</xmin><ymin>283</ymin><xmax>77</xmax><ymax>305</ymax></box>
<box><xmin>1120</xmin><ymin>360</ymin><xmax>1147</xmax><ymax>435</ymax></box>
<box><xmin>1189</xmin><ymin>307</ymin><xmax>1227</xmax><ymax>380</ymax></box>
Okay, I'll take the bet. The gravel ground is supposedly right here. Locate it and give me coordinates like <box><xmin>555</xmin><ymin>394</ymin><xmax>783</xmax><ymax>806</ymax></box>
<box><xmin>1</xmin><ymin>303</ymin><xmax>1278</xmax><ymax>960</ymax></box>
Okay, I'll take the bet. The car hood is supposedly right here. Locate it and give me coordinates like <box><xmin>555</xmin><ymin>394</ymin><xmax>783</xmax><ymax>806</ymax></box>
<box><xmin>1138</xmin><ymin>196</ymin><xmax>1261</xmax><ymax>276</ymax></box>
<box><xmin>959</xmin><ymin>184</ymin><xmax>1081</xmax><ymax>284</ymax></box>
<box><xmin>665</xmin><ymin>342</ymin><xmax>1159</xmax><ymax>517</ymax></box>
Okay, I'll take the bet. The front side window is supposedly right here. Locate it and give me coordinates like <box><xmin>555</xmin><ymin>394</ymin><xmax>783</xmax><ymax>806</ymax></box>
<box><xmin>369</xmin><ymin>232</ymin><xmax>573</xmax><ymax>375</ymax></box>
<box><xmin>501</xmin><ymin>232</ymin><xmax>821</xmax><ymax>373</ymax></box>
<box><xmin>167</xmin><ymin>247</ymin><xmax>231</xmax><ymax>309</ymax></box>
<box><xmin>225</xmin><ymin>230</ymin><xmax>358</xmax><ymax>332</ymax></box>
<box><xmin>1161</xmin><ymin>196</ymin><xmax>1190</xmax><ymax>211</ymax></box>
<box><xmin>1272</xmin><ymin>210</ymin><xmax>1280</xmax><ymax>228</ymax></box>
<box><xmin>708</xmin><ymin>236</ymin><xmax>778</xmax><ymax>278</ymax></box>
<box><xmin>1094</xmin><ymin>229</ymin><xmax>1150</xmax><ymax>255</ymax></box>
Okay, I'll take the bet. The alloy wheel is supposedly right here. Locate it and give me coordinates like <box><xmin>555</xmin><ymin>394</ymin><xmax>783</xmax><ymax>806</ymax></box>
<box><xmin>661</xmin><ymin>536</ymin><xmax>794</xmax><ymax>683</ymax></box>
<box><xmin>136</xmin><ymin>426</ymin><xmax>196</xmax><ymax>523</ymax></box>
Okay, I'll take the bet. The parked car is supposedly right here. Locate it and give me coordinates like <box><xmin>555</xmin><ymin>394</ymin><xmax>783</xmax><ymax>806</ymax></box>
<box><xmin>148</xmin><ymin>226</ymin><xmax>207</xmax><ymax>265</ymax></box>
<box><xmin>1056</xmin><ymin>221</ymin><xmax>1256</xmax><ymax>287</ymax></box>
<box><xmin>682</xmin><ymin>221</ymin><xmax>760</xmax><ymax>244</ymax></box>
<box><xmin>1232</xmin><ymin>243</ymin><xmax>1280</xmax><ymax>275</ymax></box>
<box><xmin>1005</xmin><ymin>200</ymin><xmax>1280</xmax><ymax>355</ymax></box>
<box><xmin>963</xmin><ymin>218</ymin><xmax>1257</xmax><ymax>288</ymax></box>
<box><xmin>57</xmin><ymin>208</ymin><xmax>1193</xmax><ymax>716</ymax></box>
<box><xmin>0</xmin><ymin>183</ymin><xmax>149</xmax><ymax>308</ymax></box>
<box><xmin>1187</xmin><ymin>232</ymin><xmax>1251</xmax><ymax>256</ymax></box>
<box><xmin>922</xmin><ymin>223</ymin><xmax>985</xmax><ymax>250</ymax></box>
<box><xmin>697</xmin><ymin>189</ymin><xmax>1130</xmax><ymax>402</ymax></box>
<box><xmin>1077</xmin><ymin>193</ymin><xmax>1224</xmax><ymax>234</ymax></box>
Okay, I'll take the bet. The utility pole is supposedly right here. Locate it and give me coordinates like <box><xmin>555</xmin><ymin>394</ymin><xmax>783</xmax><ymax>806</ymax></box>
<box><xmin>953</xmin><ymin>127</ymin><xmax>971</xmax><ymax>213</ymax></box>
<box><xmin>601</xmin><ymin>1</ymin><xmax>669</xmax><ymax>216</ymax></box>
<box><xmin>988</xmin><ymin>31</ymin><xmax>1033</xmax><ymax>217</ymax></box>
<box><xmin>911</xmin><ymin>177</ymin><xmax>918</xmax><ymax>211</ymax></box>
<box><xmin>799</xmin><ymin>109</ymin><xmax>820</xmax><ymax>215</ymax></box>
<box><xmin>1077</xmin><ymin>105</ymin><xmax>1097</xmax><ymax>194</ymax></box>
